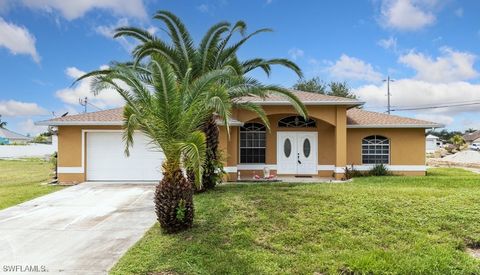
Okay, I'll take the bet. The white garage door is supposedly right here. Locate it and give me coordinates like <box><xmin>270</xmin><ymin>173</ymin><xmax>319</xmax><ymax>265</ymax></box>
<box><xmin>86</xmin><ymin>132</ymin><xmax>164</xmax><ymax>181</ymax></box>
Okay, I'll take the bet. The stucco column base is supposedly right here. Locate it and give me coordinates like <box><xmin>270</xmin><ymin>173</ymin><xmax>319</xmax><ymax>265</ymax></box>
<box><xmin>334</xmin><ymin>173</ymin><xmax>345</xmax><ymax>180</ymax></box>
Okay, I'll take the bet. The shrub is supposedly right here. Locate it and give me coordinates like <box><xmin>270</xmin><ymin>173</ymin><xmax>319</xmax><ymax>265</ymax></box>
<box><xmin>368</xmin><ymin>164</ymin><xmax>392</xmax><ymax>176</ymax></box>
<box><xmin>344</xmin><ymin>165</ymin><xmax>365</xmax><ymax>179</ymax></box>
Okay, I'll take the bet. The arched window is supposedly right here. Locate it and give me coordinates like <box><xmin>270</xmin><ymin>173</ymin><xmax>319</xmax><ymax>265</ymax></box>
<box><xmin>362</xmin><ymin>135</ymin><xmax>390</xmax><ymax>164</ymax></box>
<box><xmin>278</xmin><ymin>116</ymin><xmax>316</xmax><ymax>128</ymax></box>
<box><xmin>240</xmin><ymin>123</ymin><xmax>266</xmax><ymax>163</ymax></box>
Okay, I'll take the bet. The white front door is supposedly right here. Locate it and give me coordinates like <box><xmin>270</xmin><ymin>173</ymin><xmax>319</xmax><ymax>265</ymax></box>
<box><xmin>277</xmin><ymin>132</ymin><xmax>317</xmax><ymax>175</ymax></box>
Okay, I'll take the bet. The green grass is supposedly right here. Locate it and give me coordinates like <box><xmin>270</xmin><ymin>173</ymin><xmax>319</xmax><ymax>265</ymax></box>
<box><xmin>112</xmin><ymin>168</ymin><xmax>480</xmax><ymax>275</ymax></box>
<box><xmin>0</xmin><ymin>159</ymin><xmax>63</xmax><ymax>210</ymax></box>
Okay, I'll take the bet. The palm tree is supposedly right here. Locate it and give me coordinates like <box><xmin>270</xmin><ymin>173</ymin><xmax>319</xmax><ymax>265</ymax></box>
<box><xmin>0</xmin><ymin>115</ymin><xmax>7</xmax><ymax>128</ymax></box>
<box><xmin>115</xmin><ymin>11</ymin><xmax>307</xmax><ymax>190</ymax></box>
<box><xmin>80</xmin><ymin>56</ymin><xmax>234</xmax><ymax>233</ymax></box>
<box><xmin>450</xmin><ymin>134</ymin><xmax>465</xmax><ymax>150</ymax></box>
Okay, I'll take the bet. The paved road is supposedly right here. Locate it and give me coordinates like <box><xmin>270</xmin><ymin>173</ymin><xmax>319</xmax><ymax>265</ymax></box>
<box><xmin>0</xmin><ymin>183</ymin><xmax>156</xmax><ymax>274</ymax></box>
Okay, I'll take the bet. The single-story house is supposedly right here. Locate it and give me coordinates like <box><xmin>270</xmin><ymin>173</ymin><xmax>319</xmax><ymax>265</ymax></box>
<box><xmin>0</xmin><ymin>128</ymin><xmax>31</xmax><ymax>145</ymax></box>
<box><xmin>37</xmin><ymin>91</ymin><xmax>442</xmax><ymax>184</ymax></box>
<box><xmin>426</xmin><ymin>134</ymin><xmax>440</xmax><ymax>153</ymax></box>
<box><xmin>464</xmin><ymin>130</ymin><xmax>480</xmax><ymax>145</ymax></box>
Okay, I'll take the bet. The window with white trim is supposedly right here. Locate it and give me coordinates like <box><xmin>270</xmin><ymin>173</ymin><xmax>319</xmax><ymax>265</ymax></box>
<box><xmin>362</xmin><ymin>135</ymin><xmax>390</xmax><ymax>164</ymax></box>
<box><xmin>239</xmin><ymin>123</ymin><xmax>266</xmax><ymax>164</ymax></box>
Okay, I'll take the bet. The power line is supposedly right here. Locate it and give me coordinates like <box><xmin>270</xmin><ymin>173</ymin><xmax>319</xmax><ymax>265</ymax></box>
<box><xmin>86</xmin><ymin>102</ymin><xmax>103</xmax><ymax>111</ymax></box>
<box><xmin>364</xmin><ymin>99</ymin><xmax>480</xmax><ymax>112</ymax></box>
<box><xmin>391</xmin><ymin>101</ymin><xmax>480</xmax><ymax>111</ymax></box>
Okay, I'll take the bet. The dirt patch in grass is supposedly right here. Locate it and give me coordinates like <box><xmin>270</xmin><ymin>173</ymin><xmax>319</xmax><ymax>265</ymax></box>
<box><xmin>467</xmin><ymin>248</ymin><xmax>480</xmax><ymax>259</ymax></box>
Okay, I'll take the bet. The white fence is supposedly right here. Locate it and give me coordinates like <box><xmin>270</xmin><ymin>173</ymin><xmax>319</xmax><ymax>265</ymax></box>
<box><xmin>0</xmin><ymin>144</ymin><xmax>56</xmax><ymax>159</ymax></box>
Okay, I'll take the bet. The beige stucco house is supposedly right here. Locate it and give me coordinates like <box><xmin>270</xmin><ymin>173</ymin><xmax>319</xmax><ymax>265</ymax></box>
<box><xmin>38</xmin><ymin>91</ymin><xmax>442</xmax><ymax>184</ymax></box>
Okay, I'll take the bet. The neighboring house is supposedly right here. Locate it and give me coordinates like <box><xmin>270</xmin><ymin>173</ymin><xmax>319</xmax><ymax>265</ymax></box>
<box><xmin>0</xmin><ymin>128</ymin><xmax>31</xmax><ymax>145</ymax></box>
<box><xmin>37</xmin><ymin>91</ymin><xmax>442</xmax><ymax>184</ymax></box>
<box><xmin>426</xmin><ymin>134</ymin><xmax>439</xmax><ymax>153</ymax></box>
<box><xmin>464</xmin><ymin>130</ymin><xmax>480</xmax><ymax>145</ymax></box>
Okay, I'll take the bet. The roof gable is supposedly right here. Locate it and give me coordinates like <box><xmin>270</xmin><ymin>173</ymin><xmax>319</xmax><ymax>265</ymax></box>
<box><xmin>464</xmin><ymin>130</ymin><xmax>480</xmax><ymax>142</ymax></box>
<box><xmin>0</xmin><ymin>128</ymin><xmax>31</xmax><ymax>140</ymax></box>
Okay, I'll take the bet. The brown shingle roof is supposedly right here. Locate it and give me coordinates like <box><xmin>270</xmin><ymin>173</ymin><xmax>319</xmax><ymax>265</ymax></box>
<box><xmin>37</xmin><ymin>108</ymin><xmax>124</xmax><ymax>125</ymax></box>
<box><xmin>347</xmin><ymin>108</ymin><xmax>443</xmax><ymax>128</ymax></box>
<box><xmin>464</xmin><ymin>130</ymin><xmax>480</xmax><ymax>142</ymax></box>
<box><xmin>237</xmin><ymin>90</ymin><xmax>362</xmax><ymax>105</ymax></box>
<box><xmin>37</xmin><ymin>107</ymin><xmax>443</xmax><ymax>129</ymax></box>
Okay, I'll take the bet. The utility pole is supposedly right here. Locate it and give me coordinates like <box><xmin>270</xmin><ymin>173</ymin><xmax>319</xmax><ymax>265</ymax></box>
<box><xmin>79</xmin><ymin>97</ymin><xmax>88</xmax><ymax>113</ymax></box>
<box><xmin>383</xmin><ymin>76</ymin><xmax>394</xmax><ymax>114</ymax></box>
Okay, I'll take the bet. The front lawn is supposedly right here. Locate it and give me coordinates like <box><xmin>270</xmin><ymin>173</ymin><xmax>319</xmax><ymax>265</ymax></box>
<box><xmin>112</xmin><ymin>168</ymin><xmax>480</xmax><ymax>274</ymax></box>
<box><xmin>0</xmin><ymin>159</ymin><xmax>63</xmax><ymax>210</ymax></box>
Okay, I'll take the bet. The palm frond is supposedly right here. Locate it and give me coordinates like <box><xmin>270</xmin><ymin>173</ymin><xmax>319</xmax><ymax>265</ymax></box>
<box><xmin>114</xmin><ymin>26</ymin><xmax>156</xmax><ymax>42</ymax></box>
<box><xmin>154</xmin><ymin>11</ymin><xmax>196</xmax><ymax>68</ymax></box>
<box><xmin>265</xmin><ymin>86</ymin><xmax>308</xmax><ymax>118</ymax></box>
<box><xmin>215</xmin><ymin>28</ymin><xmax>272</xmax><ymax>68</ymax></box>
<box><xmin>234</xmin><ymin>102</ymin><xmax>270</xmax><ymax>130</ymax></box>
<box><xmin>177</xmin><ymin>130</ymin><xmax>206</xmax><ymax>188</ymax></box>
<box><xmin>199</xmin><ymin>22</ymin><xmax>230</xmax><ymax>74</ymax></box>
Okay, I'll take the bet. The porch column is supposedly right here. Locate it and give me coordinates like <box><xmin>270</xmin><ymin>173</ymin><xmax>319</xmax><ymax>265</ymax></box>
<box><xmin>334</xmin><ymin>107</ymin><xmax>347</xmax><ymax>180</ymax></box>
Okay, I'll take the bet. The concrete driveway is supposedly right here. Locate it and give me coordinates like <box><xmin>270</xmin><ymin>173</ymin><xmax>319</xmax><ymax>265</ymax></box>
<box><xmin>0</xmin><ymin>182</ymin><xmax>156</xmax><ymax>274</ymax></box>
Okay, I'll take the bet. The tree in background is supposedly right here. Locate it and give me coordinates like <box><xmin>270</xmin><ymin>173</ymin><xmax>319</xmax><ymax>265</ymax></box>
<box><xmin>427</xmin><ymin>129</ymin><xmax>464</xmax><ymax>141</ymax></box>
<box><xmin>293</xmin><ymin>78</ymin><xmax>357</xmax><ymax>99</ymax></box>
<box><xmin>329</xmin><ymin>81</ymin><xmax>357</xmax><ymax>99</ymax></box>
<box><xmin>292</xmin><ymin>77</ymin><xmax>327</xmax><ymax>94</ymax></box>
<box><xmin>0</xmin><ymin>115</ymin><xmax>7</xmax><ymax>128</ymax></box>
<box><xmin>450</xmin><ymin>134</ymin><xmax>465</xmax><ymax>150</ymax></box>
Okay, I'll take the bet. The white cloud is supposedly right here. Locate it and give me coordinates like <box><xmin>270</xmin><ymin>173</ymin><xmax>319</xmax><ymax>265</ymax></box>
<box><xmin>197</xmin><ymin>4</ymin><xmax>209</xmax><ymax>13</ymax></box>
<box><xmin>95</xmin><ymin>18</ymin><xmax>129</xmax><ymax>39</ymax></box>
<box><xmin>288</xmin><ymin>48</ymin><xmax>304</xmax><ymax>60</ymax></box>
<box><xmin>399</xmin><ymin>47</ymin><xmax>478</xmax><ymax>82</ymax></box>
<box><xmin>461</xmin><ymin>119</ymin><xmax>480</xmax><ymax>130</ymax></box>
<box><xmin>454</xmin><ymin>7</ymin><xmax>463</xmax><ymax>17</ymax></box>
<box><xmin>380</xmin><ymin>0</ymin><xmax>436</xmax><ymax>31</ymax></box>
<box><xmin>327</xmin><ymin>54</ymin><xmax>383</xmax><ymax>83</ymax></box>
<box><xmin>0</xmin><ymin>17</ymin><xmax>40</xmax><ymax>62</ymax></box>
<box><xmin>353</xmin><ymin>79</ymin><xmax>480</xmax><ymax>118</ymax></box>
<box><xmin>415</xmin><ymin>114</ymin><xmax>454</xmax><ymax>126</ymax></box>
<box><xmin>18</xmin><ymin>119</ymin><xmax>47</xmax><ymax>136</ymax></box>
<box><xmin>56</xmin><ymin>66</ymin><xmax>124</xmax><ymax>109</ymax></box>
<box><xmin>0</xmin><ymin>100</ymin><xmax>48</xmax><ymax>116</ymax></box>
<box><xmin>378</xmin><ymin>36</ymin><xmax>397</xmax><ymax>51</ymax></box>
<box><xmin>18</xmin><ymin>0</ymin><xmax>147</xmax><ymax>20</ymax></box>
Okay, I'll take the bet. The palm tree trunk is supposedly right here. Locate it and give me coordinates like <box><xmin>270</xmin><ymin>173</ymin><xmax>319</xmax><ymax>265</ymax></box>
<box><xmin>201</xmin><ymin>115</ymin><xmax>219</xmax><ymax>190</ymax></box>
<box><xmin>155</xmin><ymin>168</ymin><xmax>194</xmax><ymax>233</ymax></box>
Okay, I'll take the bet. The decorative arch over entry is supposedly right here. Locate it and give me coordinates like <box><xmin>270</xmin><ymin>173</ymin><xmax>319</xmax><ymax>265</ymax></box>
<box><xmin>278</xmin><ymin>116</ymin><xmax>317</xmax><ymax>128</ymax></box>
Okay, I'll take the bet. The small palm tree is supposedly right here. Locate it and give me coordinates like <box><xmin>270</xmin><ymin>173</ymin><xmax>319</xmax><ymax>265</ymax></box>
<box><xmin>450</xmin><ymin>134</ymin><xmax>465</xmax><ymax>150</ymax></box>
<box><xmin>81</xmin><ymin>56</ymin><xmax>234</xmax><ymax>233</ymax></box>
<box><xmin>115</xmin><ymin>11</ymin><xmax>307</xmax><ymax>190</ymax></box>
<box><xmin>0</xmin><ymin>115</ymin><xmax>7</xmax><ymax>128</ymax></box>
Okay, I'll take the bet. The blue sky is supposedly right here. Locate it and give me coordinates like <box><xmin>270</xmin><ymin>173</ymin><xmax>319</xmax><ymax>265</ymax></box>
<box><xmin>0</xmin><ymin>0</ymin><xmax>479</xmax><ymax>135</ymax></box>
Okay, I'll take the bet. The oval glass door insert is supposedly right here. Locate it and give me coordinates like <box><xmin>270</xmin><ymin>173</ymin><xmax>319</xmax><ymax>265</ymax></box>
<box><xmin>284</xmin><ymin>138</ymin><xmax>292</xmax><ymax>158</ymax></box>
<box><xmin>303</xmin><ymin>138</ymin><xmax>311</xmax><ymax>158</ymax></box>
